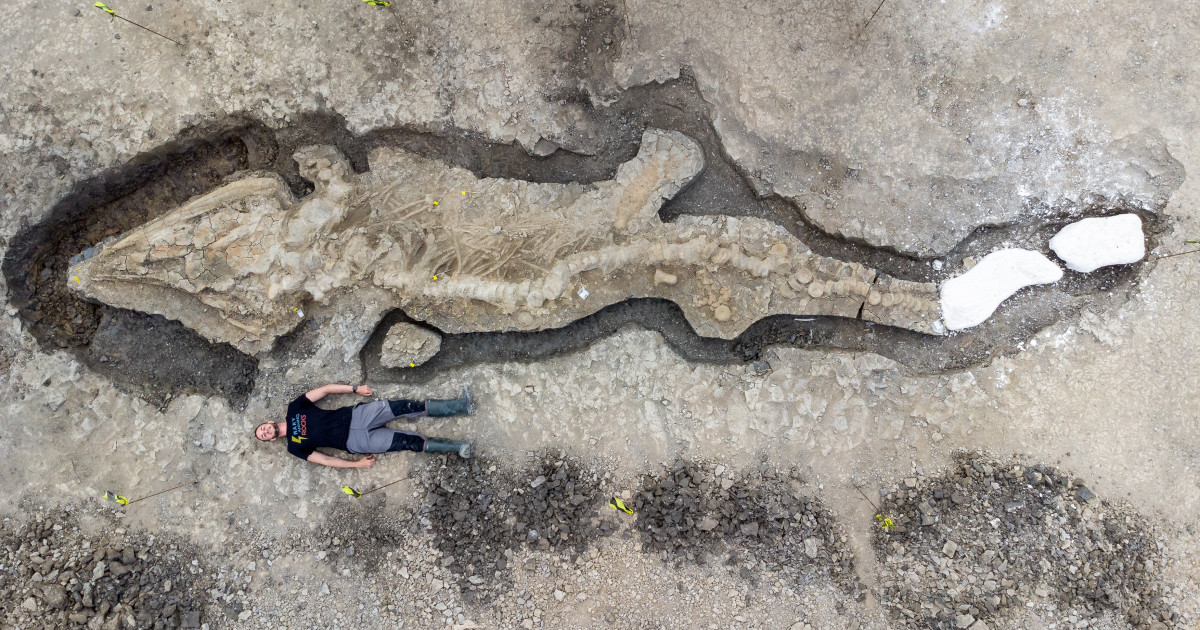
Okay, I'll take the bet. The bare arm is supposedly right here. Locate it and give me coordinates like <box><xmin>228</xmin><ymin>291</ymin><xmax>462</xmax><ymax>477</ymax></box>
<box><xmin>306</xmin><ymin>452</ymin><xmax>375</xmax><ymax>469</ymax></box>
<box><xmin>304</xmin><ymin>383</ymin><xmax>373</xmax><ymax>402</ymax></box>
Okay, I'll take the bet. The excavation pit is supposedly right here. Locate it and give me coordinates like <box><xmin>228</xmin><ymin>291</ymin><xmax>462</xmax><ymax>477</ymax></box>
<box><xmin>3</xmin><ymin>76</ymin><xmax>1167</xmax><ymax>407</ymax></box>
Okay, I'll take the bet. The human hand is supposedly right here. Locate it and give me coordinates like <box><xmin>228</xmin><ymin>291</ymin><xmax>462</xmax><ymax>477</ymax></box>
<box><xmin>358</xmin><ymin>454</ymin><xmax>376</xmax><ymax>468</ymax></box>
<box><xmin>356</xmin><ymin>385</ymin><xmax>373</xmax><ymax>396</ymax></box>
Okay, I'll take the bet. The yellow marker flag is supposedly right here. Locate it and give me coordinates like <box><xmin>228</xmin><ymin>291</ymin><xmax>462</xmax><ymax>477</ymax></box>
<box><xmin>342</xmin><ymin>485</ymin><xmax>363</xmax><ymax>498</ymax></box>
<box><xmin>91</xmin><ymin>0</ymin><xmax>184</xmax><ymax>45</ymax></box>
<box><xmin>103</xmin><ymin>491</ymin><xmax>129</xmax><ymax>505</ymax></box>
<box><xmin>608</xmin><ymin>496</ymin><xmax>634</xmax><ymax>515</ymax></box>
<box><xmin>361</xmin><ymin>0</ymin><xmax>391</xmax><ymax>6</ymax></box>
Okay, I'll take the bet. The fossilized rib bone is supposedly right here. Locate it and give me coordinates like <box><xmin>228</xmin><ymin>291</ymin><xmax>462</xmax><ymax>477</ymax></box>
<box><xmin>70</xmin><ymin>129</ymin><xmax>946</xmax><ymax>355</ymax></box>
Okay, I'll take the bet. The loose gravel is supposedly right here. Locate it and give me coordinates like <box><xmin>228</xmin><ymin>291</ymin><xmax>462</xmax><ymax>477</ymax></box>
<box><xmin>0</xmin><ymin>504</ymin><xmax>216</xmax><ymax>630</ymax></box>
<box><xmin>874</xmin><ymin>453</ymin><xmax>1178</xmax><ymax>629</ymax></box>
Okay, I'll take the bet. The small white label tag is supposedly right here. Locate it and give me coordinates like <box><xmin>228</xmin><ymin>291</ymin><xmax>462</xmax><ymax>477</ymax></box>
<box><xmin>577</xmin><ymin>287</ymin><xmax>589</xmax><ymax>300</ymax></box>
<box><xmin>296</xmin><ymin>309</ymin><xmax>304</xmax><ymax>318</ymax></box>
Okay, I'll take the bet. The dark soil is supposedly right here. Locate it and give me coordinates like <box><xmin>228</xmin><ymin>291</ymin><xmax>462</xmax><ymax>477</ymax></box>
<box><xmin>361</xmin><ymin>275</ymin><xmax>1107</xmax><ymax>383</ymax></box>
<box><xmin>85</xmin><ymin>309</ymin><xmax>258</xmax><ymax>409</ymax></box>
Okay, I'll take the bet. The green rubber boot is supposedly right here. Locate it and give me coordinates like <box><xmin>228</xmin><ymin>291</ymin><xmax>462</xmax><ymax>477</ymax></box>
<box><xmin>423</xmin><ymin>437</ymin><xmax>474</xmax><ymax>458</ymax></box>
<box><xmin>426</xmin><ymin>387</ymin><xmax>474</xmax><ymax>417</ymax></box>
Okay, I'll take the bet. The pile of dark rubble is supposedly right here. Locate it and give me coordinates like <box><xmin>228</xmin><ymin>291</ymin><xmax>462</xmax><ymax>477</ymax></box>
<box><xmin>418</xmin><ymin>454</ymin><xmax>615</xmax><ymax>600</ymax></box>
<box><xmin>874</xmin><ymin>453</ymin><xmax>1177</xmax><ymax>630</ymax></box>
<box><xmin>327</xmin><ymin>456</ymin><xmax>862</xmax><ymax>605</ymax></box>
<box><xmin>0</xmin><ymin>504</ymin><xmax>213</xmax><ymax>630</ymax></box>
<box><xmin>633</xmin><ymin>460</ymin><xmax>859</xmax><ymax>591</ymax></box>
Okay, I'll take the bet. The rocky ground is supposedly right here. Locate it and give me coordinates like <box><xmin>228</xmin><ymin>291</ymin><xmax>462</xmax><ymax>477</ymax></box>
<box><xmin>3</xmin><ymin>0</ymin><xmax>1200</xmax><ymax>629</ymax></box>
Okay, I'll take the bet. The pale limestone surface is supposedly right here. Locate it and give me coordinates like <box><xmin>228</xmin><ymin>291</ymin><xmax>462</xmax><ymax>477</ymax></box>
<box><xmin>69</xmin><ymin>129</ymin><xmax>945</xmax><ymax>355</ymax></box>
<box><xmin>609</xmin><ymin>2</ymin><xmax>1185</xmax><ymax>256</ymax></box>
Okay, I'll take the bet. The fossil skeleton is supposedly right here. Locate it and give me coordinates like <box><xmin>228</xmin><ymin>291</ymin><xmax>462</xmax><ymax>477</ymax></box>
<box><xmin>70</xmin><ymin>129</ymin><xmax>945</xmax><ymax>356</ymax></box>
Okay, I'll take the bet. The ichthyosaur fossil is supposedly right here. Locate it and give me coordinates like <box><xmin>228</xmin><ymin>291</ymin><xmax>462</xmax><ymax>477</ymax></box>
<box><xmin>67</xmin><ymin>128</ymin><xmax>948</xmax><ymax>357</ymax></box>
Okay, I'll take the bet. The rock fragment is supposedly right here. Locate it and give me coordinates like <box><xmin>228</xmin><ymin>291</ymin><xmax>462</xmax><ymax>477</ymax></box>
<box><xmin>379</xmin><ymin>322</ymin><xmax>442</xmax><ymax>368</ymax></box>
<box><xmin>409</xmin><ymin>454</ymin><xmax>606</xmax><ymax>601</ymax></box>
<box><xmin>632</xmin><ymin>460</ymin><xmax>856</xmax><ymax>591</ymax></box>
<box><xmin>0</xmin><ymin>506</ymin><xmax>214</xmax><ymax>629</ymax></box>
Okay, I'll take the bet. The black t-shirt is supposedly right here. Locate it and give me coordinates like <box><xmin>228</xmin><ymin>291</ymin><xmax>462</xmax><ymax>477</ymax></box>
<box><xmin>284</xmin><ymin>395</ymin><xmax>353</xmax><ymax>460</ymax></box>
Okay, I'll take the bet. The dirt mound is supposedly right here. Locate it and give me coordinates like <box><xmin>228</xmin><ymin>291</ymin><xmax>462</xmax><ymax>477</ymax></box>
<box><xmin>419</xmin><ymin>454</ymin><xmax>613</xmax><ymax>601</ymax></box>
<box><xmin>632</xmin><ymin>460</ymin><xmax>859</xmax><ymax>591</ymax></box>
<box><xmin>0</xmin><ymin>504</ymin><xmax>214</xmax><ymax>630</ymax></box>
<box><xmin>874</xmin><ymin>453</ymin><xmax>1177</xmax><ymax>629</ymax></box>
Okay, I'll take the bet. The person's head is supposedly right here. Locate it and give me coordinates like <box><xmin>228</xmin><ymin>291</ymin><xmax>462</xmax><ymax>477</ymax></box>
<box><xmin>255</xmin><ymin>422</ymin><xmax>281</xmax><ymax>442</ymax></box>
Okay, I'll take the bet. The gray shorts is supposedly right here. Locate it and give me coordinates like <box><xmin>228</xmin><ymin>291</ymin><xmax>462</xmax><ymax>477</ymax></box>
<box><xmin>346</xmin><ymin>401</ymin><xmax>426</xmax><ymax>454</ymax></box>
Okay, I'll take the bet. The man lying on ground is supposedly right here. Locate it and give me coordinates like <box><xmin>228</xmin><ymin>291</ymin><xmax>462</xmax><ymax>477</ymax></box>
<box><xmin>254</xmin><ymin>383</ymin><xmax>474</xmax><ymax>468</ymax></box>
